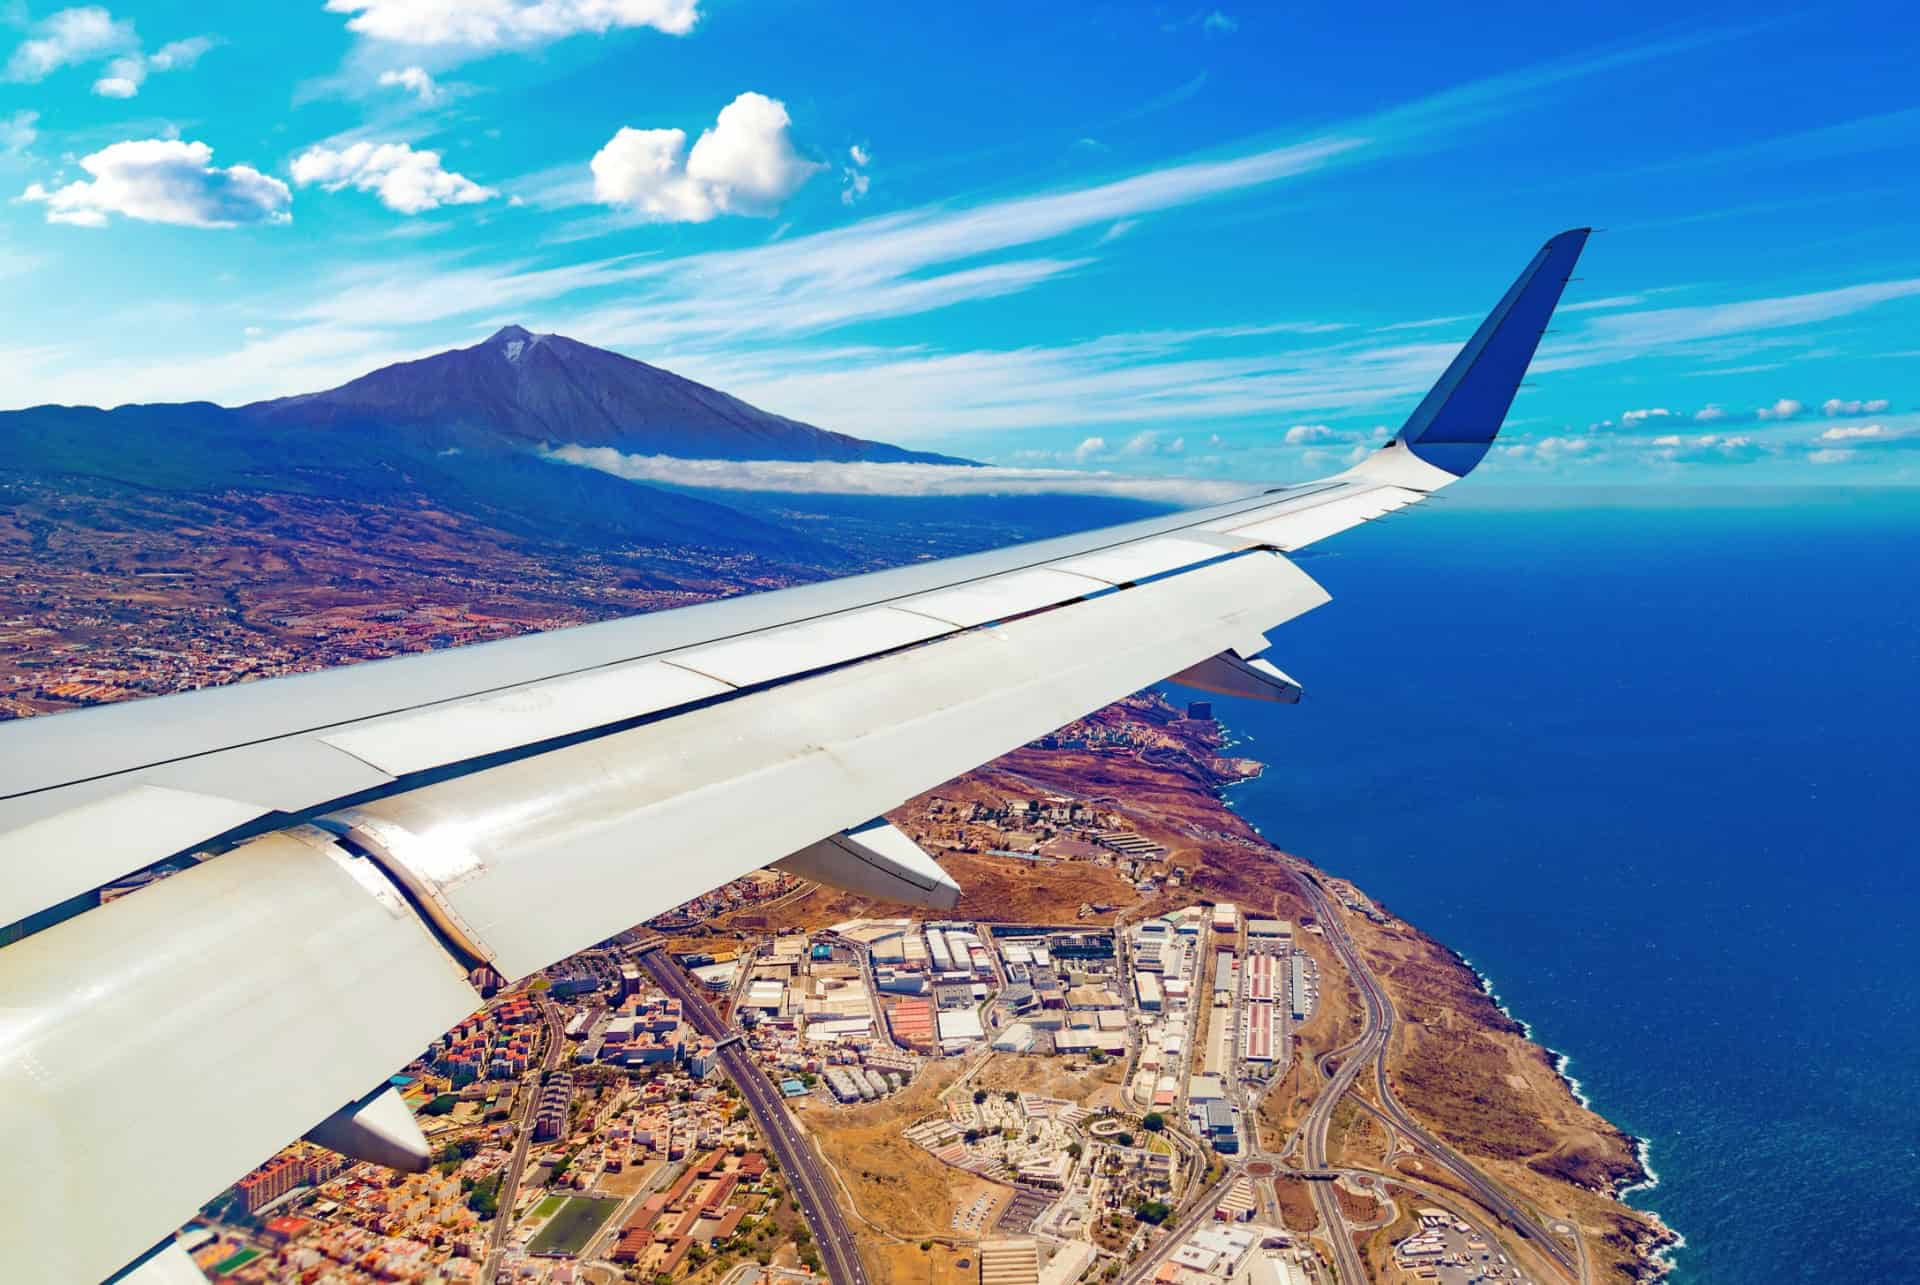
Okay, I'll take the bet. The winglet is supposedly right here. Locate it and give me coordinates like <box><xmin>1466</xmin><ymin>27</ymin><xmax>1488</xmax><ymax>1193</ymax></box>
<box><xmin>1394</xmin><ymin>228</ymin><xmax>1591</xmax><ymax>477</ymax></box>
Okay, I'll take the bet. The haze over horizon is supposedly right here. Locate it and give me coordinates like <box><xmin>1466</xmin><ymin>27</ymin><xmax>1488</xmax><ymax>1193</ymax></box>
<box><xmin>2</xmin><ymin>2</ymin><xmax>1917</xmax><ymax>490</ymax></box>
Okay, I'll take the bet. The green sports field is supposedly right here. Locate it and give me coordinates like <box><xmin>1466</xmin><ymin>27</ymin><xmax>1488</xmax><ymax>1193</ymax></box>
<box><xmin>526</xmin><ymin>1196</ymin><xmax>620</xmax><ymax>1255</ymax></box>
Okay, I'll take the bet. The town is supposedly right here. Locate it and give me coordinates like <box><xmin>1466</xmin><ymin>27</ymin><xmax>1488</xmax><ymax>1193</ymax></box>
<box><xmin>167</xmin><ymin>857</ymin><xmax>1548</xmax><ymax>1285</ymax></box>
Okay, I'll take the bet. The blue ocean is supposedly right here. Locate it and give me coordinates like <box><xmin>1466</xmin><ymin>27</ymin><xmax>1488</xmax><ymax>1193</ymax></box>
<box><xmin>1190</xmin><ymin>489</ymin><xmax>1920</xmax><ymax>1284</ymax></box>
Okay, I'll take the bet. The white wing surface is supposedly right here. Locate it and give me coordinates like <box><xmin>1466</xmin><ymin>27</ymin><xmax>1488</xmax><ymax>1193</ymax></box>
<box><xmin>0</xmin><ymin>230</ymin><xmax>1588</xmax><ymax>1281</ymax></box>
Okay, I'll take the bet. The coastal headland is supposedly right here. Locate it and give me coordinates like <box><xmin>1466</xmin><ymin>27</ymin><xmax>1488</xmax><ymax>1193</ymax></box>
<box><xmin>711</xmin><ymin>692</ymin><xmax>1678</xmax><ymax>1284</ymax></box>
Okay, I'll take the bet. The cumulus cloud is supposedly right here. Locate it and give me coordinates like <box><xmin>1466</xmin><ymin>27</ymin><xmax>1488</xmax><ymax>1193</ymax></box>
<box><xmin>292</xmin><ymin>141</ymin><xmax>496</xmax><ymax>214</ymax></box>
<box><xmin>544</xmin><ymin>445</ymin><xmax>1251</xmax><ymax>506</ymax></box>
<box><xmin>95</xmin><ymin>34</ymin><xmax>214</xmax><ymax>96</ymax></box>
<box><xmin>1820</xmin><ymin>397</ymin><xmax>1890</xmax><ymax>416</ymax></box>
<box><xmin>1120</xmin><ymin>430</ymin><xmax>1184</xmax><ymax>456</ymax></box>
<box><xmin>377</xmin><ymin>65</ymin><xmax>442</xmax><ymax>102</ymax></box>
<box><xmin>21</xmin><ymin>138</ymin><xmax>290</xmax><ymax>228</ymax></box>
<box><xmin>1621</xmin><ymin>407</ymin><xmax>1672</xmax><ymax>423</ymax></box>
<box><xmin>591</xmin><ymin>92</ymin><xmax>823</xmax><ymax>222</ymax></box>
<box><xmin>1648</xmin><ymin>432</ymin><xmax>1760</xmax><ymax>462</ymax></box>
<box><xmin>1536</xmin><ymin>435</ymin><xmax>1597</xmax><ymax>459</ymax></box>
<box><xmin>1818</xmin><ymin>423</ymin><xmax>1892</xmax><ymax>442</ymax></box>
<box><xmin>3</xmin><ymin>5</ymin><xmax>215</xmax><ymax>99</ymax></box>
<box><xmin>1756</xmin><ymin>397</ymin><xmax>1803</xmax><ymax>419</ymax></box>
<box><xmin>1694</xmin><ymin>405</ymin><xmax>1728</xmax><ymax>422</ymax></box>
<box><xmin>1283</xmin><ymin>423</ymin><xmax>1336</xmax><ymax>444</ymax></box>
<box><xmin>1808</xmin><ymin>448</ymin><xmax>1854</xmax><ymax>465</ymax></box>
<box><xmin>6</xmin><ymin>6</ymin><xmax>133</xmax><ymax>81</ymax></box>
<box><xmin>1071</xmin><ymin>436</ymin><xmax>1108</xmax><ymax>463</ymax></box>
<box><xmin>326</xmin><ymin>0</ymin><xmax>699</xmax><ymax>49</ymax></box>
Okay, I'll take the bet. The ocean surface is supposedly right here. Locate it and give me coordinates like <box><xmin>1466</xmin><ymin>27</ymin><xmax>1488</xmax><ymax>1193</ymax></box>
<box><xmin>1181</xmin><ymin>489</ymin><xmax>1920</xmax><ymax>1284</ymax></box>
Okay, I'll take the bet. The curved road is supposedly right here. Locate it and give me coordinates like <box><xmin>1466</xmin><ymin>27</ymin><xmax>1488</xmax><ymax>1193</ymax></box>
<box><xmin>1291</xmin><ymin>869</ymin><xmax>1580</xmax><ymax>1281</ymax></box>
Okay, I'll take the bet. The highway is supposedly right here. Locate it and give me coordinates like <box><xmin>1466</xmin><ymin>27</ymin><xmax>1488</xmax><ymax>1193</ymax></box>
<box><xmin>482</xmin><ymin>994</ymin><xmax>569</xmax><ymax>1280</ymax></box>
<box><xmin>1290</xmin><ymin>868</ymin><xmax>1580</xmax><ymax>1282</ymax></box>
<box><xmin>1293</xmin><ymin>984</ymin><xmax>1381</xmax><ymax>1285</ymax></box>
<box><xmin>638</xmin><ymin>946</ymin><xmax>868</xmax><ymax>1285</ymax></box>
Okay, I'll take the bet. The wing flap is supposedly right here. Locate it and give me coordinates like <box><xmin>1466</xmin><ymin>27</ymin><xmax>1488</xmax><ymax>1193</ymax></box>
<box><xmin>0</xmin><ymin>785</ymin><xmax>266</xmax><ymax>929</ymax></box>
<box><xmin>0</xmin><ymin>827</ymin><xmax>480</xmax><ymax>1284</ymax></box>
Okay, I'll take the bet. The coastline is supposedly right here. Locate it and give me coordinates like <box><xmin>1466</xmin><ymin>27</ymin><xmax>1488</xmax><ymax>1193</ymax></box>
<box><xmin>1200</xmin><ymin>704</ymin><xmax>1684</xmax><ymax>1281</ymax></box>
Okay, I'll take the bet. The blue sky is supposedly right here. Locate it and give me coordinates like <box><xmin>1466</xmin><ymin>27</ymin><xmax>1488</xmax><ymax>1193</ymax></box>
<box><xmin>3</xmin><ymin>0</ymin><xmax>1918</xmax><ymax>491</ymax></box>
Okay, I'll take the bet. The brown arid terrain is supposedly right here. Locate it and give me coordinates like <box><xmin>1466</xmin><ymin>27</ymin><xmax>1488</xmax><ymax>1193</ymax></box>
<box><xmin>967</xmin><ymin>1050</ymin><xmax>1128</xmax><ymax>1108</ymax></box>
<box><xmin>791</xmin><ymin>1059</ymin><xmax>975</xmax><ymax>1282</ymax></box>
<box><xmin>1272</xmin><ymin>1176</ymin><xmax>1320</xmax><ymax>1233</ymax></box>
<box><xmin>0</xmin><ymin>477</ymin><xmax>833</xmax><ymax>718</ymax></box>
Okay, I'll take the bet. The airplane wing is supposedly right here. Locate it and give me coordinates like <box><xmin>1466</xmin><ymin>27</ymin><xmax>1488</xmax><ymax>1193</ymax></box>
<box><xmin>0</xmin><ymin>229</ymin><xmax>1588</xmax><ymax>1282</ymax></box>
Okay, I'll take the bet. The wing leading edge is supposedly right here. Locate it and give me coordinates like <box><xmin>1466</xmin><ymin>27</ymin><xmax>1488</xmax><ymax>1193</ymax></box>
<box><xmin>0</xmin><ymin>230</ymin><xmax>1588</xmax><ymax>1282</ymax></box>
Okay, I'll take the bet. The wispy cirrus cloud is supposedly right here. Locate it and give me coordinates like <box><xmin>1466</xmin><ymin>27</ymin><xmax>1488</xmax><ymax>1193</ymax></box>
<box><xmin>325</xmin><ymin>0</ymin><xmax>699</xmax><ymax>50</ymax></box>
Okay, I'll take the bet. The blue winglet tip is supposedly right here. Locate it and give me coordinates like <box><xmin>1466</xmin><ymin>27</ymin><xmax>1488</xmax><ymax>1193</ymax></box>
<box><xmin>1398</xmin><ymin>228</ymin><xmax>1593</xmax><ymax>477</ymax></box>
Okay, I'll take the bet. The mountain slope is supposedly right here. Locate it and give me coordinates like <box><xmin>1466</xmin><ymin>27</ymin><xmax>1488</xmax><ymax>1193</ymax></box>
<box><xmin>0</xmin><ymin>326</ymin><xmax>986</xmax><ymax>563</ymax></box>
<box><xmin>245</xmin><ymin>325</ymin><xmax>965</xmax><ymax>464</ymax></box>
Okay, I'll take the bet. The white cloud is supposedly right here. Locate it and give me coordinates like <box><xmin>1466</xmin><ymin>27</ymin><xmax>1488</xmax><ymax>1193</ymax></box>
<box><xmin>21</xmin><ymin>138</ymin><xmax>291</xmax><ymax>228</ymax></box>
<box><xmin>1283</xmin><ymin>423</ymin><xmax>1336</xmax><ymax>444</ymax></box>
<box><xmin>377</xmin><ymin>65</ymin><xmax>442</xmax><ymax>102</ymax></box>
<box><xmin>841</xmin><ymin>141</ymin><xmax>871</xmax><ymax>206</ymax></box>
<box><xmin>1647</xmin><ymin>432</ymin><xmax>1760</xmax><ymax>463</ymax></box>
<box><xmin>1820</xmin><ymin>397</ymin><xmax>1890</xmax><ymax>416</ymax></box>
<box><xmin>1818</xmin><ymin>423</ymin><xmax>1891</xmax><ymax>442</ymax></box>
<box><xmin>1756</xmin><ymin>397</ymin><xmax>1803</xmax><ymax>419</ymax></box>
<box><xmin>1120</xmin><ymin>430</ymin><xmax>1184</xmax><ymax>456</ymax></box>
<box><xmin>37</xmin><ymin>21</ymin><xmax>214</xmax><ymax>96</ymax></box>
<box><xmin>1808</xmin><ymin>448</ymin><xmax>1854</xmax><ymax>465</ymax></box>
<box><xmin>150</xmin><ymin>35</ymin><xmax>214</xmax><ymax>71</ymax></box>
<box><xmin>1071</xmin><ymin>436</ymin><xmax>1108</xmax><ymax>462</ymax></box>
<box><xmin>292</xmin><ymin>140</ymin><xmax>497</xmax><ymax>214</ymax></box>
<box><xmin>1</xmin><ymin>110</ymin><xmax>37</xmax><ymax>156</ymax></box>
<box><xmin>591</xmin><ymin>92</ymin><xmax>823</xmax><ymax>222</ymax></box>
<box><xmin>1693</xmin><ymin>405</ymin><xmax>1727</xmax><ymax>422</ymax></box>
<box><xmin>6</xmin><ymin>6</ymin><xmax>133</xmax><ymax>81</ymax></box>
<box><xmin>1621</xmin><ymin>407</ymin><xmax>1671</xmax><ymax>423</ymax></box>
<box><xmin>545</xmin><ymin>446</ymin><xmax>1251</xmax><ymax>506</ymax></box>
<box><xmin>1535</xmin><ymin>435</ymin><xmax>1597</xmax><ymax>459</ymax></box>
<box><xmin>97</xmin><ymin>34</ymin><xmax>214</xmax><ymax>94</ymax></box>
<box><xmin>326</xmin><ymin>0</ymin><xmax>699</xmax><ymax>48</ymax></box>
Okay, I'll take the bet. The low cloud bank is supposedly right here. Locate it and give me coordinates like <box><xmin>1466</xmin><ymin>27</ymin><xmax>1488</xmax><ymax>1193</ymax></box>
<box><xmin>544</xmin><ymin>445</ymin><xmax>1255</xmax><ymax>506</ymax></box>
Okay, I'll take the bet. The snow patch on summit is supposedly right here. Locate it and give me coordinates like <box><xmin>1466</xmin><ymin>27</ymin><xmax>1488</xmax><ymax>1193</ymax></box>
<box><xmin>504</xmin><ymin>340</ymin><xmax>525</xmax><ymax>362</ymax></box>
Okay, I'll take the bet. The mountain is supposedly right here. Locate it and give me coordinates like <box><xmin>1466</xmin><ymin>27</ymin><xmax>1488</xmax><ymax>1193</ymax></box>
<box><xmin>245</xmin><ymin>325</ymin><xmax>965</xmax><ymax>464</ymax></box>
<box><xmin>0</xmin><ymin>327</ymin><xmax>978</xmax><ymax>563</ymax></box>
